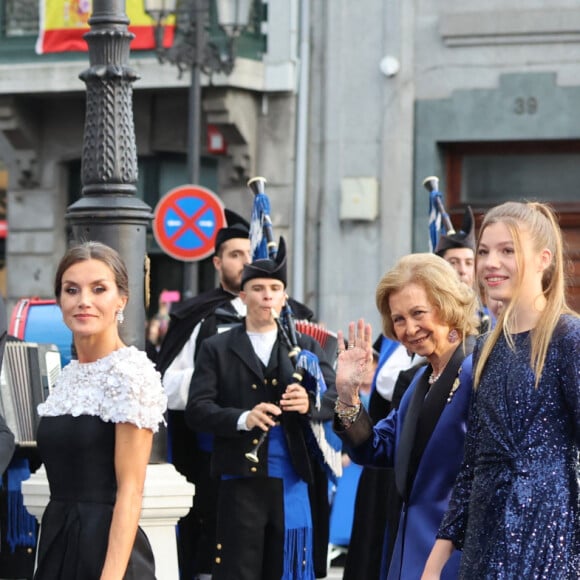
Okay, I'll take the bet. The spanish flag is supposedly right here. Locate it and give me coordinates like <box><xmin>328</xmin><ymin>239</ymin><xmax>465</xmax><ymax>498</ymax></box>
<box><xmin>36</xmin><ymin>0</ymin><xmax>174</xmax><ymax>54</ymax></box>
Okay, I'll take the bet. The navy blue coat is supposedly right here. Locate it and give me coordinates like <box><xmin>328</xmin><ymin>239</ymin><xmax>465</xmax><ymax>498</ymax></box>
<box><xmin>336</xmin><ymin>354</ymin><xmax>473</xmax><ymax>580</ymax></box>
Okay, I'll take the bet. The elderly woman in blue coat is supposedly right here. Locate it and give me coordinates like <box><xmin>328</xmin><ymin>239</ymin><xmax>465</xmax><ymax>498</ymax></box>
<box><xmin>334</xmin><ymin>253</ymin><xmax>479</xmax><ymax>580</ymax></box>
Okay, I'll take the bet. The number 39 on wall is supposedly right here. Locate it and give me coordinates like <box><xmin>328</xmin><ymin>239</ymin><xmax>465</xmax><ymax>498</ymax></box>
<box><xmin>514</xmin><ymin>97</ymin><xmax>538</xmax><ymax>115</ymax></box>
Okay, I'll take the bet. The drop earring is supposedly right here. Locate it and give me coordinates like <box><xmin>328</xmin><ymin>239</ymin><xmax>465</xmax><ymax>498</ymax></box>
<box><xmin>116</xmin><ymin>310</ymin><xmax>125</xmax><ymax>324</ymax></box>
<box><xmin>448</xmin><ymin>329</ymin><xmax>459</xmax><ymax>343</ymax></box>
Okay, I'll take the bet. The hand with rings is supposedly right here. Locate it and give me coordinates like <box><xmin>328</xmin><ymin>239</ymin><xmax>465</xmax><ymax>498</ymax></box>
<box><xmin>336</xmin><ymin>318</ymin><xmax>373</xmax><ymax>404</ymax></box>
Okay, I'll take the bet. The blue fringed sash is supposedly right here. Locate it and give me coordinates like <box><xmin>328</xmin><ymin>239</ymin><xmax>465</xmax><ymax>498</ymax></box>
<box><xmin>268</xmin><ymin>427</ymin><xmax>315</xmax><ymax>580</ymax></box>
<box><xmin>284</xmin><ymin>526</ymin><xmax>314</xmax><ymax>580</ymax></box>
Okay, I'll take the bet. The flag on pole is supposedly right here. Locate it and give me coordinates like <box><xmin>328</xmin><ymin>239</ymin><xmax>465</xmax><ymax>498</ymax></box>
<box><xmin>249</xmin><ymin>191</ymin><xmax>272</xmax><ymax>260</ymax></box>
<box><xmin>247</xmin><ymin>177</ymin><xmax>276</xmax><ymax>260</ymax></box>
<box><xmin>35</xmin><ymin>0</ymin><xmax>175</xmax><ymax>54</ymax></box>
<box><xmin>428</xmin><ymin>185</ymin><xmax>444</xmax><ymax>253</ymax></box>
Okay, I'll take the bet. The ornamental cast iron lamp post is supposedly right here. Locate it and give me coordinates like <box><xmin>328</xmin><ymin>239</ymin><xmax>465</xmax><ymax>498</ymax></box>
<box><xmin>23</xmin><ymin>4</ymin><xmax>195</xmax><ymax>579</ymax></box>
<box><xmin>66</xmin><ymin>0</ymin><xmax>152</xmax><ymax>352</ymax></box>
<box><xmin>143</xmin><ymin>0</ymin><xmax>252</xmax><ymax>298</ymax></box>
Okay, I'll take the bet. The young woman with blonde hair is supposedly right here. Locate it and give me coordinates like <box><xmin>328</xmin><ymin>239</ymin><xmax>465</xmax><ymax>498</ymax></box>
<box><xmin>423</xmin><ymin>201</ymin><xmax>580</xmax><ymax>579</ymax></box>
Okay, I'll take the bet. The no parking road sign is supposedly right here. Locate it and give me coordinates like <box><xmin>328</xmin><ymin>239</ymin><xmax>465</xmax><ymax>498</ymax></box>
<box><xmin>153</xmin><ymin>185</ymin><xmax>226</xmax><ymax>261</ymax></box>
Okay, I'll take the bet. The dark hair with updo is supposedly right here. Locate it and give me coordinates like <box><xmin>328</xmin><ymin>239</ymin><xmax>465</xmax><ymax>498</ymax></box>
<box><xmin>54</xmin><ymin>241</ymin><xmax>129</xmax><ymax>304</ymax></box>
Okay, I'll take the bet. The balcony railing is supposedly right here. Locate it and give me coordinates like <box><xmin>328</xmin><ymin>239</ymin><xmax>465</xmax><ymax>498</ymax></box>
<box><xmin>0</xmin><ymin>0</ymin><xmax>265</xmax><ymax>62</ymax></box>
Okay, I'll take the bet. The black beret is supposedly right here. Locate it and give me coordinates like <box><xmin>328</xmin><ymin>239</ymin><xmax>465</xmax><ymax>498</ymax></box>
<box><xmin>214</xmin><ymin>209</ymin><xmax>250</xmax><ymax>253</ymax></box>
<box><xmin>241</xmin><ymin>236</ymin><xmax>287</xmax><ymax>289</ymax></box>
<box><xmin>435</xmin><ymin>206</ymin><xmax>476</xmax><ymax>256</ymax></box>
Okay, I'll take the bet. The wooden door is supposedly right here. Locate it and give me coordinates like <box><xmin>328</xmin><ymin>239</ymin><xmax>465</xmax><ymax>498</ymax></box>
<box><xmin>444</xmin><ymin>141</ymin><xmax>580</xmax><ymax>313</ymax></box>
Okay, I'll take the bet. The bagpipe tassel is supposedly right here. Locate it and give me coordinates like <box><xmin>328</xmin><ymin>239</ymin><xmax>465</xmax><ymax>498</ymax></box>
<box><xmin>276</xmin><ymin>306</ymin><xmax>343</xmax><ymax>482</ymax></box>
<box><xmin>424</xmin><ymin>175</ymin><xmax>456</xmax><ymax>252</ymax></box>
<box><xmin>427</xmin><ymin>184</ymin><xmax>444</xmax><ymax>252</ymax></box>
<box><xmin>308</xmin><ymin>421</ymin><xmax>343</xmax><ymax>483</ymax></box>
<box><xmin>294</xmin><ymin>352</ymin><xmax>343</xmax><ymax>482</ymax></box>
<box><xmin>248</xmin><ymin>176</ymin><xmax>276</xmax><ymax>260</ymax></box>
<box><xmin>295</xmin><ymin>350</ymin><xmax>326</xmax><ymax>411</ymax></box>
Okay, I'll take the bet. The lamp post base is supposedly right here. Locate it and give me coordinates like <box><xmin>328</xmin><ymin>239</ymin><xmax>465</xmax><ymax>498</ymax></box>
<box><xmin>22</xmin><ymin>463</ymin><xmax>195</xmax><ymax>580</ymax></box>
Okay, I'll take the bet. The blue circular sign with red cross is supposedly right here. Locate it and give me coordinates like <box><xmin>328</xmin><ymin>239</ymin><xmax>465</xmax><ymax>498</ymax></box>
<box><xmin>153</xmin><ymin>185</ymin><xmax>226</xmax><ymax>261</ymax></box>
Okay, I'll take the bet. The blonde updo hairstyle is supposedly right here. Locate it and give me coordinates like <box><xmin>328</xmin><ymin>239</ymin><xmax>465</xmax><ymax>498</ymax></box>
<box><xmin>376</xmin><ymin>253</ymin><xmax>479</xmax><ymax>341</ymax></box>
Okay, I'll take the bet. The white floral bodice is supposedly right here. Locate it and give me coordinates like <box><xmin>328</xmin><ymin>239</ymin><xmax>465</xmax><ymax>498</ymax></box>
<box><xmin>38</xmin><ymin>346</ymin><xmax>167</xmax><ymax>433</ymax></box>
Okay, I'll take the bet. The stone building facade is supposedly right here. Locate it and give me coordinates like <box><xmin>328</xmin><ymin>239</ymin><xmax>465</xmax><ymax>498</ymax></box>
<box><xmin>0</xmin><ymin>0</ymin><xmax>578</xmax><ymax>334</ymax></box>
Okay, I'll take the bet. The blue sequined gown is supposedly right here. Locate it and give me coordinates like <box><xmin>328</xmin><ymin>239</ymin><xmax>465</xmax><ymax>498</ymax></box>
<box><xmin>438</xmin><ymin>314</ymin><xmax>580</xmax><ymax>579</ymax></box>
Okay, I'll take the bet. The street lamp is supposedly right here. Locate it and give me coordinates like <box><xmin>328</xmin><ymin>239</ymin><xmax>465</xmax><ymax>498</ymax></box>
<box><xmin>144</xmin><ymin>0</ymin><xmax>252</xmax><ymax>74</ymax></box>
<box><xmin>67</xmin><ymin>0</ymin><xmax>153</xmax><ymax>353</ymax></box>
<box><xmin>143</xmin><ymin>0</ymin><xmax>253</xmax><ymax>297</ymax></box>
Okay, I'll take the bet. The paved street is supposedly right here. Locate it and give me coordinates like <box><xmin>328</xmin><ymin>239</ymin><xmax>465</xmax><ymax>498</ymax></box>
<box><xmin>327</xmin><ymin>565</ymin><xmax>344</xmax><ymax>579</ymax></box>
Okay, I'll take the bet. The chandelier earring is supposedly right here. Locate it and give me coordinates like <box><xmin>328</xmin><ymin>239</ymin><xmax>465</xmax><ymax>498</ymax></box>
<box><xmin>116</xmin><ymin>310</ymin><xmax>125</xmax><ymax>324</ymax></box>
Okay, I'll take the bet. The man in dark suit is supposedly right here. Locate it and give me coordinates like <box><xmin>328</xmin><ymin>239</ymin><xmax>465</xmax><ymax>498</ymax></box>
<box><xmin>185</xmin><ymin>238</ymin><xmax>336</xmax><ymax>580</ymax></box>
<box><xmin>157</xmin><ymin>212</ymin><xmax>314</xmax><ymax>579</ymax></box>
<box><xmin>156</xmin><ymin>211</ymin><xmax>252</xmax><ymax>580</ymax></box>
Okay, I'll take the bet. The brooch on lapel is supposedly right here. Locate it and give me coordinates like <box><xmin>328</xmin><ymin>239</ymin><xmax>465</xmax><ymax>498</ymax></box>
<box><xmin>446</xmin><ymin>368</ymin><xmax>462</xmax><ymax>404</ymax></box>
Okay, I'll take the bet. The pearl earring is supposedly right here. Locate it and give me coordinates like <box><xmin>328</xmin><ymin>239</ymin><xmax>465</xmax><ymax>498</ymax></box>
<box><xmin>116</xmin><ymin>310</ymin><xmax>125</xmax><ymax>324</ymax></box>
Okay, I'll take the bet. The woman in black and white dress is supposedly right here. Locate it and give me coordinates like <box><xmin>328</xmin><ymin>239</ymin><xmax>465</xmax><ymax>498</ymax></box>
<box><xmin>34</xmin><ymin>241</ymin><xmax>167</xmax><ymax>580</ymax></box>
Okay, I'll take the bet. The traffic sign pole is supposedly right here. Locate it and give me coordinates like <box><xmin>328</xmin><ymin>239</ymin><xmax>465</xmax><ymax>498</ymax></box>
<box><xmin>153</xmin><ymin>185</ymin><xmax>226</xmax><ymax>298</ymax></box>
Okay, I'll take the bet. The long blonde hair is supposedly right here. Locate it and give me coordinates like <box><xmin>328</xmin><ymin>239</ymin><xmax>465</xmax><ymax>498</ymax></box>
<box><xmin>474</xmin><ymin>202</ymin><xmax>578</xmax><ymax>389</ymax></box>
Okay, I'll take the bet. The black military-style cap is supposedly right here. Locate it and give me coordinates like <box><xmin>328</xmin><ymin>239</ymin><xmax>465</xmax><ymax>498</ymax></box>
<box><xmin>435</xmin><ymin>206</ymin><xmax>476</xmax><ymax>256</ymax></box>
<box><xmin>241</xmin><ymin>236</ymin><xmax>287</xmax><ymax>289</ymax></box>
<box><xmin>214</xmin><ymin>209</ymin><xmax>250</xmax><ymax>253</ymax></box>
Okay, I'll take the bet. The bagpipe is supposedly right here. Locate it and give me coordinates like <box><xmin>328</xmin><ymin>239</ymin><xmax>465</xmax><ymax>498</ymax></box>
<box><xmin>423</xmin><ymin>175</ymin><xmax>491</xmax><ymax>333</ymax></box>
<box><xmin>245</xmin><ymin>176</ymin><xmax>342</xmax><ymax>481</ymax></box>
<box><xmin>423</xmin><ymin>175</ymin><xmax>455</xmax><ymax>252</ymax></box>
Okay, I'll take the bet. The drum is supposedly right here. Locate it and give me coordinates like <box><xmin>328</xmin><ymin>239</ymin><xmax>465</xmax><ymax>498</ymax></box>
<box><xmin>9</xmin><ymin>298</ymin><xmax>72</xmax><ymax>366</ymax></box>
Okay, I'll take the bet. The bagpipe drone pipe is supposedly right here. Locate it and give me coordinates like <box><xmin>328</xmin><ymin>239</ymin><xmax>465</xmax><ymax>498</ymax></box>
<box><xmin>246</xmin><ymin>177</ymin><xmax>342</xmax><ymax>481</ymax></box>
<box><xmin>423</xmin><ymin>175</ymin><xmax>456</xmax><ymax>253</ymax></box>
<box><xmin>423</xmin><ymin>176</ymin><xmax>491</xmax><ymax>333</ymax></box>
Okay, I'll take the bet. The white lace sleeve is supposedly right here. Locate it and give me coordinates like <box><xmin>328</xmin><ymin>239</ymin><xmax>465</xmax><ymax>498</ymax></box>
<box><xmin>101</xmin><ymin>348</ymin><xmax>167</xmax><ymax>432</ymax></box>
<box><xmin>38</xmin><ymin>346</ymin><xmax>168</xmax><ymax>433</ymax></box>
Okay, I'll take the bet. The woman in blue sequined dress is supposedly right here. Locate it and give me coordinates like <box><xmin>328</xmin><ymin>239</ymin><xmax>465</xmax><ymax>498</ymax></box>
<box><xmin>33</xmin><ymin>242</ymin><xmax>167</xmax><ymax>580</ymax></box>
<box><xmin>423</xmin><ymin>202</ymin><xmax>580</xmax><ymax>579</ymax></box>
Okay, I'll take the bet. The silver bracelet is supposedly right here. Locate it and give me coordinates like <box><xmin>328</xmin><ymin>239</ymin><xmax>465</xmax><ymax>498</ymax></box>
<box><xmin>334</xmin><ymin>399</ymin><xmax>361</xmax><ymax>423</ymax></box>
